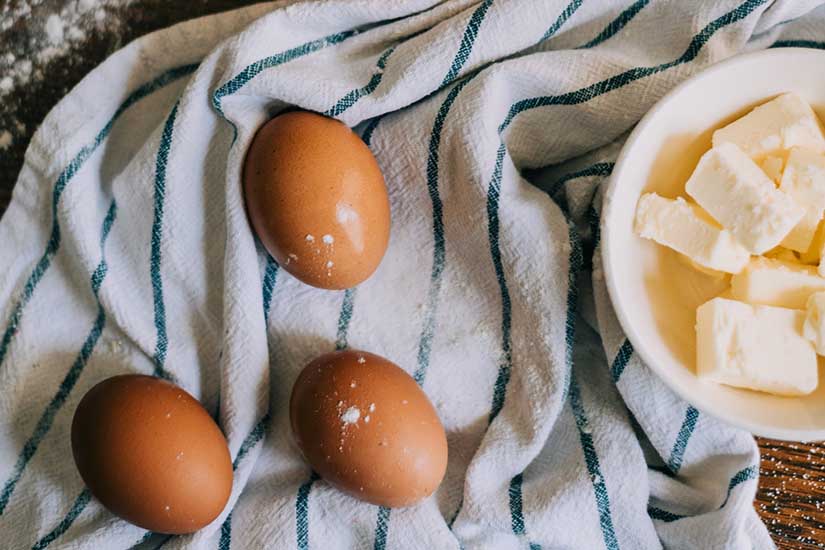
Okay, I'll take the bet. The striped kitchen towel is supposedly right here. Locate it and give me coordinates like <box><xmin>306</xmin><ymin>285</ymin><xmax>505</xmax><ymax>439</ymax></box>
<box><xmin>2</xmin><ymin>0</ymin><xmax>822</xmax><ymax>548</ymax></box>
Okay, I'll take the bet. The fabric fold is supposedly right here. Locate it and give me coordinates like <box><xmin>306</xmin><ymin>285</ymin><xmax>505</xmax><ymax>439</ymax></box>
<box><xmin>4</xmin><ymin>0</ymin><xmax>822</xmax><ymax>548</ymax></box>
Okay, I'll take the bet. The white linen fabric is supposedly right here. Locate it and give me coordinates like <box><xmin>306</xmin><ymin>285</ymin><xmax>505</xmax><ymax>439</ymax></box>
<box><xmin>3</xmin><ymin>0</ymin><xmax>821</xmax><ymax>548</ymax></box>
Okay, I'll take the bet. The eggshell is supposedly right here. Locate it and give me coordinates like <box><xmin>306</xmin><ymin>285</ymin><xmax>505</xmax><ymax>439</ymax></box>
<box><xmin>289</xmin><ymin>350</ymin><xmax>447</xmax><ymax>507</ymax></box>
<box><xmin>71</xmin><ymin>375</ymin><xmax>232</xmax><ymax>534</ymax></box>
<box><xmin>243</xmin><ymin>111</ymin><xmax>391</xmax><ymax>290</ymax></box>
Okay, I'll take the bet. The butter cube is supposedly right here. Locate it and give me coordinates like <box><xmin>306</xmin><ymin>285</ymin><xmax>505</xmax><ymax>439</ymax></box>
<box><xmin>804</xmin><ymin>292</ymin><xmax>825</xmax><ymax>355</ymax></box>
<box><xmin>780</xmin><ymin>148</ymin><xmax>825</xmax><ymax>252</ymax></box>
<box><xmin>760</xmin><ymin>155</ymin><xmax>785</xmax><ymax>184</ymax></box>
<box><xmin>820</xmin><ymin>242</ymin><xmax>825</xmax><ymax>277</ymax></box>
<box><xmin>685</xmin><ymin>143</ymin><xmax>804</xmax><ymax>254</ymax></box>
<box><xmin>731</xmin><ymin>257</ymin><xmax>825</xmax><ymax>309</ymax></box>
<box><xmin>679</xmin><ymin>256</ymin><xmax>729</xmax><ymax>279</ymax></box>
<box><xmin>635</xmin><ymin>193</ymin><xmax>750</xmax><ymax>274</ymax></box>
<box><xmin>764</xmin><ymin>246</ymin><xmax>799</xmax><ymax>263</ymax></box>
<box><xmin>713</xmin><ymin>93</ymin><xmax>825</xmax><ymax>159</ymax></box>
<box><xmin>799</xmin><ymin>221</ymin><xmax>825</xmax><ymax>264</ymax></box>
<box><xmin>697</xmin><ymin>297</ymin><xmax>818</xmax><ymax>396</ymax></box>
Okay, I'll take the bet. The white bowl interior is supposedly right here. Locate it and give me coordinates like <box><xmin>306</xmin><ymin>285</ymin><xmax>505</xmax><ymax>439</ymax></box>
<box><xmin>603</xmin><ymin>48</ymin><xmax>825</xmax><ymax>442</ymax></box>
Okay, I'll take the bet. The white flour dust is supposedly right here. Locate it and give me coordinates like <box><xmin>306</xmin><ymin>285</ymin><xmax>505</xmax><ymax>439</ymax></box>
<box><xmin>0</xmin><ymin>0</ymin><xmax>131</xmax><ymax>147</ymax></box>
<box><xmin>340</xmin><ymin>406</ymin><xmax>360</xmax><ymax>425</ymax></box>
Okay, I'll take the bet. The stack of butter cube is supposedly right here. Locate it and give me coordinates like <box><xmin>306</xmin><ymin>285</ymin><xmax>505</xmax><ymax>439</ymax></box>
<box><xmin>635</xmin><ymin>93</ymin><xmax>825</xmax><ymax>396</ymax></box>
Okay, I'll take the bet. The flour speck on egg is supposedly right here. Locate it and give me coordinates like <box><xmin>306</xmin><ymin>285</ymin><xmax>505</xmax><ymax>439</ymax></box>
<box><xmin>71</xmin><ymin>375</ymin><xmax>232</xmax><ymax>534</ymax></box>
<box><xmin>341</xmin><ymin>406</ymin><xmax>360</xmax><ymax>424</ymax></box>
<box><xmin>289</xmin><ymin>350</ymin><xmax>447</xmax><ymax>507</ymax></box>
<box><xmin>243</xmin><ymin>111</ymin><xmax>390</xmax><ymax>290</ymax></box>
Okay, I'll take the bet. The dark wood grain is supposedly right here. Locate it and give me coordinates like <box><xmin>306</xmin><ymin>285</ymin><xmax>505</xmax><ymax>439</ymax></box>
<box><xmin>757</xmin><ymin>438</ymin><xmax>825</xmax><ymax>549</ymax></box>
<box><xmin>1</xmin><ymin>2</ymin><xmax>824</xmax><ymax>548</ymax></box>
<box><xmin>0</xmin><ymin>0</ymin><xmax>261</xmax><ymax>206</ymax></box>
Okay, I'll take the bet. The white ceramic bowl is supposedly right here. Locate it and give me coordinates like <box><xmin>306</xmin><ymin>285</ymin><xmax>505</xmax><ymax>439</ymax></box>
<box><xmin>602</xmin><ymin>47</ymin><xmax>825</xmax><ymax>442</ymax></box>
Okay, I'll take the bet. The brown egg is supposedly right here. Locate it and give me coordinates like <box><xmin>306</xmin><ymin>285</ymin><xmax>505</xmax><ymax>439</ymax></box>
<box><xmin>243</xmin><ymin>111</ymin><xmax>391</xmax><ymax>290</ymax></box>
<box><xmin>290</xmin><ymin>350</ymin><xmax>447</xmax><ymax>507</ymax></box>
<box><xmin>71</xmin><ymin>375</ymin><xmax>232</xmax><ymax>534</ymax></box>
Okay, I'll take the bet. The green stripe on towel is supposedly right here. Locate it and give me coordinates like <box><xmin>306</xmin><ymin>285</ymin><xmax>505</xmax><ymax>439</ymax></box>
<box><xmin>218</xmin><ymin>512</ymin><xmax>232</xmax><ymax>550</ymax></box>
<box><xmin>569</xmin><ymin>372</ymin><xmax>620</xmax><ymax>550</ymax></box>
<box><xmin>0</xmin><ymin>201</ymin><xmax>117</xmax><ymax>515</ymax></box>
<box><xmin>30</xmin><ymin>489</ymin><xmax>92</xmax><ymax>550</ymax></box>
<box><xmin>440</xmin><ymin>0</ymin><xmax>494</xmax><ymax>86</ymax></box>
<box><xmin>413</xmin><ymin>72</ymin><xmax>480</xmax><ymax>385</ymax></box>
<box><xmin>262</xmin><ymin>254</ymin><xmax>280</xmax><ymax>323</ymax></box>
<box><xmin>562</xmin><ymin>223</ymin><xmax>584</xmax><ymax>400</ymax></box>
<box><xmin>150</xmin><ymin>103</ymin><xmax>180</xmax><ymax>381</ymax></box>
<box><xmin>335</xmin><ymin>288</ymin><xmax>357</xmax><ymax>351</ymax></box>
<box><xmin>498</xmin><ymin>0</ymin><xmax>771</xmax><ymax>132</ymax></box>
<box><xmin>219</xmin><ymin>252</ymin><xmax>281</xmax><ymax>549</ymax></box>
<box><xmin>457</xmin><ymin>0</ymin><xmax>589</xmax><ymax>533</ymax></box>
<box><xmin>324</xmin><ymin>46</ymin><xmax>398</xmax><ymax>118</ymax></box>
<box><xmin>609</xmin><ymin>339</ymin><xmax>633</xmax><ymax>383</ymax></box>
<box><xmin>212</xmin><ymin>6</ymin><xmax>443</xmax><ymax>122</ymax></box>
<box><xmin>494</xmin><ymin>14</ymin><xmax>769</xmax><ymax>539</ymax></box>
<box><xmin>667</xmin><ymin>406</ymin><xmax>700</xmax><ymax>474</ymax></box>
<box><xmin>0</xmin><ymin>63</ymin><xmax>196</xmax><ymax>371</ymax></box>
<box><xmin>578</xmin><ymin>0</ymin><xmax>650</xmax><ymax>49</ymax></box>
<box><xmin>508</xmin><ymin>473</ymin><xmax>526</xmax><ymax>535</ymax></box>
<box><xmin>547</xmin><ymin>162</ymin><xmax>615</xmax><ymax>198</ymax></box>
<box><xmin>506</xmin><ymin>222</ymin><xmax>582</xmax><ymax>547</ymax></box>
<box><xmin>501</xmin><ymin>2</ymin><xmax>653</xmax><ymax>536</ymax></box>
<box><xmin>721</xmin><ymin>465</ymin><xmax>758</xmax><ymax>507</ymax></box>
<box><xmin>322</xmin><ymin>20</ymin><xmax>441</xmax><ymax>119</ymax></box>
<box><xmin>293</xmin><ymin>118</ymin><xmax>382</xmax><ymax>550</ymax></box>
<box><xmin>131</xmin><ymin>531</ymin><xmax>156</xmax><ymax>548</ymax></box>
<box><xmin>372</xmin><ymin>506</ymin><xmax>391</xmax><ymax>550</ymax></box>
<box><xmin>540</xmin><ymin>0</ymin><xmax>584</xmax><ymax>41</ymax></box>
<box><xmin>414</xmin><ymin>0</ymin><xmax>496</xmax><ymax>386</ymax></box>
<box><xmin>647</xmin><ymin>505</ymin><xmax>684</xmax><ymax>523</ymax></box>
<box><xmin>771</xmin><ymin>39</ymin><xmax>825</xmax><ymax>49</ymax></box>
<box><xmin>487</xmin><ymin>0</ymin><xmax>587</xmax><ymax>421</ymax></box>
<box><xmin>212</xmin><ymin>32</ymin><xmax>356</xmax><ymax>120</ymax></box>
<box><xmin>485</xmin><ymin>141</ymin><xmax>513</xmax><ymax>424</ymax></box>
<box><xmin>361</xmin><ymin>117</ymin><xmax>383</xmax><ymax>146</ymax></box>
<box><xmin>233</xmin><ymin>414</ymin><xmax>271</xmax><ymax>470</ymax></box>
<box><xmin>295</xmin><ymin>472</ymin><xmax>320</xmax><ymax>550</ymax></box>
<box><xmin>217</xmin><ymin>416</ymin><xmax>271</xmax><ymax>549</ymax></box>
<box><xmin>649</xmin><ymin>465</ymin><xmax>758</xmax><ymax>522</ymax></box>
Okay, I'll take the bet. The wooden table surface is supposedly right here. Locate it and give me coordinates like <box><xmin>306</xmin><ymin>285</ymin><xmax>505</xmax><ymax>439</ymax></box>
<box><xmin>1</xmin><ymin>2</ymin><xmax>824</xmax><ymax>548</ymax></box>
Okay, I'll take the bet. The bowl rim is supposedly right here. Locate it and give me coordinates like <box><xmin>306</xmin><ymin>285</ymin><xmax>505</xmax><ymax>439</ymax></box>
<box><xmin>601</xmin><ymin>47</ymin><xmax>825</xmax><ymax>443</ymax></box>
